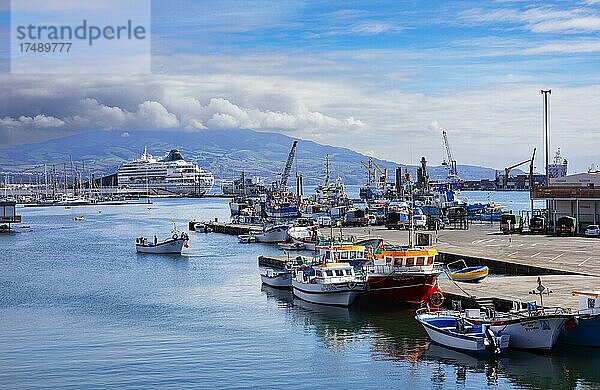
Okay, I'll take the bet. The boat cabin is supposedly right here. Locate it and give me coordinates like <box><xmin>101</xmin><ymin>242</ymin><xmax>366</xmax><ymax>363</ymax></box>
<box><xmin>298</xmin><ymin>263</ymin><xmax>357</xmax><ymax>284</ymax></box>
<box><xmin>316</xmin><ymin>244</ymin><xmax>367</xmax><ymax>263</ymax></box>
<box><xmin>573</xmin><ymin>291</ymin><xmax>600</xmax><ymax>316</ymax></box>
<box><xmin>370</xmin><ymin>246</ymin><xmax>439</xmax><ymax>273</ymax></box>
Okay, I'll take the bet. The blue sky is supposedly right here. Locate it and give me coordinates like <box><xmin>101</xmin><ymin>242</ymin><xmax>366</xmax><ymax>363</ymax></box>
<box><xmin>1</xmin><ymin>0</ymin><xmax>600</xmax><ymax>172</ymax></box>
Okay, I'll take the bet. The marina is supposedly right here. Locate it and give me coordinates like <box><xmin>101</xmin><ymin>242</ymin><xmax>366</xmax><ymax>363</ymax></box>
<box><xmin>2</xmin><ymin>193</ymin><xmax>600</xmax><ymax>388</ymax></box>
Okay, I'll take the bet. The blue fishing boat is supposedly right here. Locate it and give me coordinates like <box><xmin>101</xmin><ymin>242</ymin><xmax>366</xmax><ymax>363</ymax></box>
<box><xmin>415</xmin><ymin>309</ymin><xmax>510</xmax><ymax>355</ymax></box>
<box><xmin>560</xmin><ymin>291</ymin><xmax>600</xmax><ymax>347</ymax></box>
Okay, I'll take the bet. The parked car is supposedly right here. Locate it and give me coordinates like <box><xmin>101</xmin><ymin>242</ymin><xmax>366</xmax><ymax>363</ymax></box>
<box><xmin>584</xmin><ymin>224</ymin><xmax>600</xmax><ymax>237</ymax></box>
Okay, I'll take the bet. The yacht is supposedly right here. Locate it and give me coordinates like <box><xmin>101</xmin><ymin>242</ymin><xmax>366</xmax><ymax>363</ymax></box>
<box><xmin>118</xmin><ymin>148</ymin><xmax>214</xmax><ymax>196</ymax></box>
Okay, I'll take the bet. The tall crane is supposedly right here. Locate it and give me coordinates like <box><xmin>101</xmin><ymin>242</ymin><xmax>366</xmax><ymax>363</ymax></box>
<box><xmin>279</xmin><ymin>140</ymin><xmax>298</xmax><ymax>191</ymax></box>
<box><xmin>371</xmin><ymin>159</ymin><xmax>388</xmax><ymax>187</ymax></box>
<box><xmin>441</xmin><ymin>130</ymin><xmax>458</xmax><ymax>176</ymax></box>
<box><xmin>360</xmin><ymin>160</ymin><xmax>376</xmax><ymax>184</ymax></box>
<box><xmin>503</xmin><ymin>148</ymin><xmax>536</xmax><ymax>189</ymax></box>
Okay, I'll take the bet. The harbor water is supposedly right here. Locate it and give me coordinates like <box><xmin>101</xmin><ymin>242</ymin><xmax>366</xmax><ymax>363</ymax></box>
<box><xmin>1</xmin><ymin>197</ymin><xmax>599</xmax><ymax>389</ymax></box>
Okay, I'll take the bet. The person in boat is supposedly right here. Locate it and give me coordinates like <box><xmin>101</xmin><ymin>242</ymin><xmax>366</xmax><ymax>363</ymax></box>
<box><xmin>154</xmin><ymin>235</ymin><xmax>157</xmax><ymax>245</ymax></box>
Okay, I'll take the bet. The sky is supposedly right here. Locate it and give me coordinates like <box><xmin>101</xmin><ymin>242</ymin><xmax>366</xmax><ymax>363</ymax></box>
<box><xmin>1</xmin><ymin>0</ymin><xmax>600</xmax><ymax>172</ymax></box>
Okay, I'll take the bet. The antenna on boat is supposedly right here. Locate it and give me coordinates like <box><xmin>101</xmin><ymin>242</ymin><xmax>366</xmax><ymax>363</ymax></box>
<box><xmin>529</xmin><ymin>276</ymin><xmax>552</xmax><ymax>313</ymax></box>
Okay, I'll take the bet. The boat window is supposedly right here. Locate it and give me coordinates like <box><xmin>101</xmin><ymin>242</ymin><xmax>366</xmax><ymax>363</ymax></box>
<box><xmin>358</xmin><ymin>251</ymin><xmax>364</xmax><ymax>258</ymax></box>
<box><xmin>335</xmin><ymin>270</ymin><xmax>344</xmax><ymax>276</ymax></box>
<box><xmin>416</xmin><ymin>257</ymin><xmax>425</xmax><ymax>266</ymax></box>
<box><xmin>394</xmin><ymin>257</ymin><xmax>403</xmax><ymax>266</ymax></box>
<box><xmin>316</xmin><ymin>270</ymin><xmax>322</xmax><ymax>277</ymax></box>
<box><xmin>385</xmin><ymin>256</ymin><xmax>393</xmax><ymax>265</ymax></box>
<box><xmin>349</xmin><ymin>251</ymin><xmax>356</xmax><ymax>259</ymax></box>
<box><xmin>345</xmin><ymin>269</ymin><xmax>352</xmax><ymax>276</ymax></box>
<box><xmin>325</xmin><ymin>270</ymin><xmax>334</xmax><ymax>276</ymax></box>
<box><xmin>340</xmin><ymin>251</ymin><xmax>349</xmax><ymax>259</ymax></box>
<box><xmin>324</xmin><ymin>251</ymin><xmax>331</xmax><ymax>260</ymax></box>
<box><xmin>427</xmin><ymin>256</ymin><xmax>434</xmax><ymax>265</ymax></box>
<box><xmin>406</xmin><ymin>257</ymin><xmax>414</xmax><ymax>267</ymax></box>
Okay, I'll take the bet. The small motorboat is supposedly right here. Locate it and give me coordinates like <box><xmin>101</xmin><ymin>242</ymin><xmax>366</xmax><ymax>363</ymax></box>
<box><xmin>278</xmin><ymin>242</ymin><xmax>305</xmax><ymax>251</ymax></box>
<box><xmin>194</xmin><ymin>222</ymin><xmax>213</xmax><ymax>233</ymax></box>
<box><xmin>238</xmin><ymin>234</ymin><xmax>256</xmax><ymax>243</ymax></box>
<box><xmin>260</xmin><ymin>268</ymin><xmax>293</xmax><ymax>289</ymax></box>
<box><xmin>73</xmin><ymin>216</ymin><xmax>85</xmax><ymax>221</ymax></box>
<box><xmin>446</xmin><ymin>259</ymin><xmax>488</xmax><ymax>283</ymax></box>
<box><xmin>415</xmin><ymin>309</ymin><xmax>510</xmax><ymax>356</ymax></box>
<box><xmin>136</xmin><ymin>231</ymin><xmax>189</xmax><ymax>254</ymax></box>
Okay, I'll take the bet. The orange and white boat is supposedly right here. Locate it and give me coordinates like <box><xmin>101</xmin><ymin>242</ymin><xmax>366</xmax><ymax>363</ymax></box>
<box><xmin>362</xmin><ymin>245</ymin><xmax>443</xmax><ymax>306</ymax></box>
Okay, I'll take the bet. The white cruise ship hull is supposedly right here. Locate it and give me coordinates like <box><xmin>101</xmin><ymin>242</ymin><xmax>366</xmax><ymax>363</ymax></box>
<box><xmin>292</xmin><ymin>279</ymin><xmax>366</xmax><ymax>307</ymax></box>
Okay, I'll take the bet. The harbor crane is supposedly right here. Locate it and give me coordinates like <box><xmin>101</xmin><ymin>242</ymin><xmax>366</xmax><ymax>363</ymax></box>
<box><xmin>503</xmin><ymin>148</ymin><xmax>536</xmax><ymax>189</ymax></box>
<box><xmin>279</xmin><ymin>140</ymin><xmax>298</xmax><ymax>192</ymax></box>
<box><xmin>360</xmin><ymin>160</ymin><xmax>377</xmax><ymax>184</ymax></box>
<box><xmin>441</xmin><ymin>130</ymin><xmax>458</xmax><ymax>177</ymax></box>
<box><xmin>371</xmin><ymin>159</ymin><xmax>388</xmax><ymax>186</ymax></box>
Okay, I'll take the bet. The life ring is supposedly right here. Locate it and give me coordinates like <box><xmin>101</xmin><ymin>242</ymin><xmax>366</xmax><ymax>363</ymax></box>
<box><xmin>172</xmin><ymin>233</ymin><xmax>178</xmax><ymax>240</ymax></box>
<box><xmin>429</xmin><ymin>291</ymin><xmax>445</xmax><ymax>307</ymax></box>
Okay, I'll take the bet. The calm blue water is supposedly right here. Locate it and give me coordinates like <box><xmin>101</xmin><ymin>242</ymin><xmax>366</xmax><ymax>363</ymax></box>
<box><xmin>1</xmin><ymin>196</ymin><xmax>599</xmax><ymax>389</ymax></box>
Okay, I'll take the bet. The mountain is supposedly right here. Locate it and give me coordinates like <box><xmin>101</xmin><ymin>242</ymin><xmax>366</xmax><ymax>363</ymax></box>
<box><xmin>0</xmin><ymin>129</ymin><xmax>505</xmax><ymax>184</ymax></box>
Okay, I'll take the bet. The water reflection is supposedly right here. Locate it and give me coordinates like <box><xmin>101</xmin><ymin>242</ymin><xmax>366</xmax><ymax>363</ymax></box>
<box><xmin>261</xmin><ymin>284</ymin><xmax>600</xmax><ymax>389</ymax></box>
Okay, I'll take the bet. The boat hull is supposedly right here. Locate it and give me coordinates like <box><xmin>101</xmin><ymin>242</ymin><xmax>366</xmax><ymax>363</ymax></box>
<box><xmin>448</xmin><ymin>266</ymin><xmax>489</xmax><ymax>283</ymax></box>
<box><xmin>362</xmin><ymin>273</ymin><xmax>439</xmax><ymax>306</ymax></box>
<box><xmin>470</xmin><ymin>314</ymin><xmax>569</xmax><ymax>351</ymax></box>
<box><xmin>292</xmin><ymin>280</ymin><xmax>366</xmax><ymax>307</ymax></box>
<box><xmin>136</xmin><ymin>238</ymin><xmax>186</xmax><ymax>254</ymax></box>
<box><xmin>261</xmin><ymin>272</ymin><xmax>292</xmax><ymax>289</ymax></box>
<box><xmin>559</xmin><ymin>315</ymin><xmax>600</xmax><ymax>347</ymax></box>
<box><xmin>252</xmin><ymin>225</ymin><xmax>289</xmax><ymax>243</ymax></box>
<box><xmin>416</xmin><ymin>314</ymin><xmax>510</xmax><ymax>356</ymax></box>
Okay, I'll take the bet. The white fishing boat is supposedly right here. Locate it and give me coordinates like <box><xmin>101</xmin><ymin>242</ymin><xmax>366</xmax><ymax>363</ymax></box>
<box><xmin>238</xmin><ymin>234</ymin><xmax>256</xmax><ymax>243</ymax></box>
<box><xmin>135</xmin><ymin>231</ymin><xmax>189</xmax><ymax>254</ymax></box>
<box><xmin>278</xmin><ymin>242</ymin><xmax>305</xmax><ymax>251</ymax></box>
<box><xmin>251</xmin><ymin>224</ymin><xmax>289</xmax><ymax>243</ymax></box>
<box><xmin>292</xmin><ymin>263</ymin><xmax>367</xmax><ymax>307</ymax></box>
<box><xmin>260</xmin><ymin>268</ymin><xmax>293</xmax><ymax>289</ymax></box>
<box><xmin>415</xmin><ymin>309</ymin><xmax>510</xmax><ymax>356</ymax></box>
<box><xmin>457</xmin><ymin>279</ymin><xmax>571</xmax><ymax>351</ymax></box>
<box><xmin>288</xmin><ymin>222</ymin><xmax>319</xmax><ymax>250</ymax></box>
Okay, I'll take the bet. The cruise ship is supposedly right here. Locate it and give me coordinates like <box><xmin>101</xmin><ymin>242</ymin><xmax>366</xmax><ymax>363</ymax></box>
<box><xmin>117</xmin><ymin>148</ymin><xmax>214</xmax><ymax>196</ymax></box>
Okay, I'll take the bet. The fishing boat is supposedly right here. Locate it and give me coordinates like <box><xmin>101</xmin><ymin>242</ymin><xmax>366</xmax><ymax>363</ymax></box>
<box><xmin>446</xmin><ymin>259</ymin><xmax>489</xmax><ymax>283</ymax></box>
<box><xmin>135</xmin><ymin>231</ymin><xmax>189</xmax><ymax>254</ymax></box>
<box><xmin>292</xmin><ymin>263</ymin><xmax>367</xmax><ymax>307</ymax></box>
<box><xmin>73</xmin><ymin>216</ymin><xmax>85</xmax><ymax>221</ymax></box>
<box><xmin>260</xmin><ymin>268</ymin><xmax>293</xmax><ymax>289</ymax></box>
<box><xmin>315</xmin><ymin>243</ymin><xmax>368</xmax><ymax>268</ymax></box>
<box><xmin>362</xmin><ymin>245</ymin><xmax>443</xmax><ymax>306</ymax></box>
<box><xmin>278</xmin><ymin>242</ymin><xmax>305</xmax><ymax>251</ymax></box>
<box><xmin>559</xmin><ymin>291</ymin><xmax>600</xmax><ymax>347</ymax></box>
<box><xmin>238</xmin><ymin>234</ymin><xmax>256</xmax><ymax>243</ymax></box>
<box><xmin>415</xmin><ymin>309</ymin><xmax>510</xmax><ymax>356</ymax></box>
<box><xmin>288</xmin><ymin>221</ymin><xmax>320</xmax><ymax>250</ymax></box>
<box><xmin>459</xmin><ymin>279</ymin><xmax>571</xmax><ymax>351</ymax></box>
<box><xmin>251</xmin><ymin>224</ymin><xmax>289</xmax><ymax>243</ymax></box>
